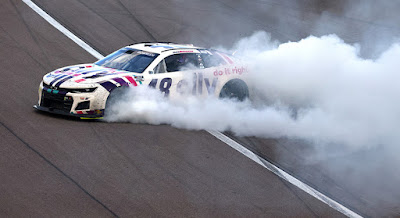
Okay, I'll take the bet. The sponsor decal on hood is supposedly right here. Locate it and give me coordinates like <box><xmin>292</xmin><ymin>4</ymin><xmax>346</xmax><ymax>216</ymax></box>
<box><xmin>43</xmin><ymin>64</ymin><xmax>142</xmax><ymax>89</ymax></box>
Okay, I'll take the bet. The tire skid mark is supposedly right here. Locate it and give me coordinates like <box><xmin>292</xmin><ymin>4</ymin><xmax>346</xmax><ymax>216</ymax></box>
<box><xmin>9</xmin><ymin>0</ymin><xmax>52</xmax><ymax>70</ymax></box>
<box><xmin>74</xmin><ymin>0</ymin><xmax>143</xmax><ymax>44</ymax></box>
<box><xmin>0</xmin><ymin>120</ymin><xmax>119</xmax><ymax>218</ymax></box>
<box><xmin>115</xmin><ymin>0</ymin><xmax>157</xmax><ymax>41</ymax></box>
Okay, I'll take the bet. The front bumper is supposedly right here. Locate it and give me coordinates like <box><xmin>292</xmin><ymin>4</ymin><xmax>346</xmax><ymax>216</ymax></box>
<box><xmin>34</xmin><ymin>105</ymin><xmax>103</xmax><ymax>118</ymax></box>
<box><xmin>36</xmin><ymin>82</ymin><xmax>108</xmax><ymax>118</ymax></box>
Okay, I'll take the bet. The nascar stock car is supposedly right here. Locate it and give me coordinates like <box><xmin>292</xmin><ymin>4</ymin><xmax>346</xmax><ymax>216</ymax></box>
<box><xmin>34</xmin><ymin>43</ymin><xmax>250</xmax><ymax>118</ymax></box>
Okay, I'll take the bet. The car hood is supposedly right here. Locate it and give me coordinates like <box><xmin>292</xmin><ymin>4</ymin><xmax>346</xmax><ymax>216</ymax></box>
<box><xmin>42</xmin><ymin>64</ymin><xmax>142</xmax><ymax>88</ymax></box>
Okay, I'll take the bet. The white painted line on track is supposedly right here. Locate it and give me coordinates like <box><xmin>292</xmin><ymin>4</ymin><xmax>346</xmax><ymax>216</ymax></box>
<box><xmin>207</xmin><ymin>130</ymin><xmax>362</xmax><ymax>218</ymax></box>
<box><xmin>24</xmin><ymin>1</ymin><xmax>362</xmax><ymax>217</ymax></box>
<box><xmin>23</xmin><ymin>0</ymin><xmax>104</xmax><ymax>60</ymax></box>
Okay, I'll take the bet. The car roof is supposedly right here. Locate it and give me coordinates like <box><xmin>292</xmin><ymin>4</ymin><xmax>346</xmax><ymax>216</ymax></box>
<box><xmin>127</xmin><ymin>42</ymin><xmax>205</xmax><ymax>54</ymax></box>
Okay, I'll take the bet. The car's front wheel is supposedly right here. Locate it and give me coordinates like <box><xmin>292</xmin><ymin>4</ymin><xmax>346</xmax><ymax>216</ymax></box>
<box><xmin>104</xmin><ymin>87</ymin><xmax>129</xmax><ymax>117</ymax></box>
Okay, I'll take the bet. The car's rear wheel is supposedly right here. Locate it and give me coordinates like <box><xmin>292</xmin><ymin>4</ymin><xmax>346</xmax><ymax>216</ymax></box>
<box><xmin>219</xmin><ymin>79</ymin><xmax>249</xmax><ymax>101</ymax></box>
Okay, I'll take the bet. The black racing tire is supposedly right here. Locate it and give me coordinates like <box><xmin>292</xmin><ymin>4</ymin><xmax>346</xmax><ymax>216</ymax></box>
<box><xmin>219</xmin><ymin>79</ymin><xmax>249</xmax><ymax>101</ymax></box>
<box><xmin>104</xmin><ymin>87</ymin><xmax>129</xmax><ymax>116</ymax></box>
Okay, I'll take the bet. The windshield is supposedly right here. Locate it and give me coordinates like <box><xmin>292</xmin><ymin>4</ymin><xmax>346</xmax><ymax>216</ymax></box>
<box><xmin>95</xmin><ymin>48</ymin><xmax>159</xmax><ymax>73</ymax></box>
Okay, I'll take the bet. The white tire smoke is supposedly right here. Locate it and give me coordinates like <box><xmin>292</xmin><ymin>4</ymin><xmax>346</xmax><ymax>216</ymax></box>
<box><xmin>105</xmin><ymin>31</ymin><xmax>400</xmax><ymax>151</ymax></box>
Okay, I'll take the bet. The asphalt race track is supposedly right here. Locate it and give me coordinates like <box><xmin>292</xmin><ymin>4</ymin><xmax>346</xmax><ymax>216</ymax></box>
<box><xmin>1</xmin><ymin>0</ymin><xmax>399</xmax><ymax>217</ymax></box>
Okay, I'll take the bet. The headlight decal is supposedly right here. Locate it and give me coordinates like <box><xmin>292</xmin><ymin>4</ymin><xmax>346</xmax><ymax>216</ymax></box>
<box><xmin>43</xmin><ymin>86</ymin><xmax>67</xmax><ymax>96</ymax></box>
<box><xmin>42</xmin><ymin>83</ymin><xmax>96</xmax><ymax>94</ymax></box>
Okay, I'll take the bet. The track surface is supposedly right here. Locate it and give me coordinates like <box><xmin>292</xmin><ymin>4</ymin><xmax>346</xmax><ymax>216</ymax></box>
<box><xmin>1</xmin><ymin>0</ymin><xmax>399</xmax><ymax>217</ymax></box>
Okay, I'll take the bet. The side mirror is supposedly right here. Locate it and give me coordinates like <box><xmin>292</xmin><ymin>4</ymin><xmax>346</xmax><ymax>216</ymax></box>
<box><xmin>148</xmin><ymin>70</ymin><xmax>154</xmax><ymax>74</ymax></box>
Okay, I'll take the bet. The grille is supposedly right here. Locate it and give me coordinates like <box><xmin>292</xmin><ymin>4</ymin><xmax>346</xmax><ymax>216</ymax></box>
<box><xmin>41</xmin><ymin>91</ymin><xmax>73</xmax><ymax>112</ymax></box>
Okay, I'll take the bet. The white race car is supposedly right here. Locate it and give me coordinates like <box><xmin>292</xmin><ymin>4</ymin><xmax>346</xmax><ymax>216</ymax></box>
<box><xmin>34</xmin><ymin>43</ymin><xmax>249</xmax><ymax>118</ymax></box>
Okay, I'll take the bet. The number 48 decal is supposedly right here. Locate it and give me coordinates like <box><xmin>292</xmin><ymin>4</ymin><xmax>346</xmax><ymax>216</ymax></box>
<box><xmin>148</xmin><ymin>73</ymin><xmax>218</xmax><ymax>96</ymax></box>
<box><xmin>148</xmin><ymin>78</ymin><xmax>172</xmax><ymax>96</ymax></box>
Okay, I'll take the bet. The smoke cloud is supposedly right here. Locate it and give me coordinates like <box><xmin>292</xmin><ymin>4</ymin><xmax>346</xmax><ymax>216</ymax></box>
<box><xmin>105</xmin><ymin>31</ymin><xmax>400</xmax><ymax>152</ymax></box>
<box><xmin>102</xmin><ymin>1</ymin><xmax>400</xmax><ymax>214</ymax></box>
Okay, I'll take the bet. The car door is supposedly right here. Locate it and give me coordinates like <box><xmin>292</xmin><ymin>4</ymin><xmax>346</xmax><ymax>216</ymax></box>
<box><xmin>145</xmin><ymin>52</ymin><xmax>203</xmax><ymax>98</ymax></box>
